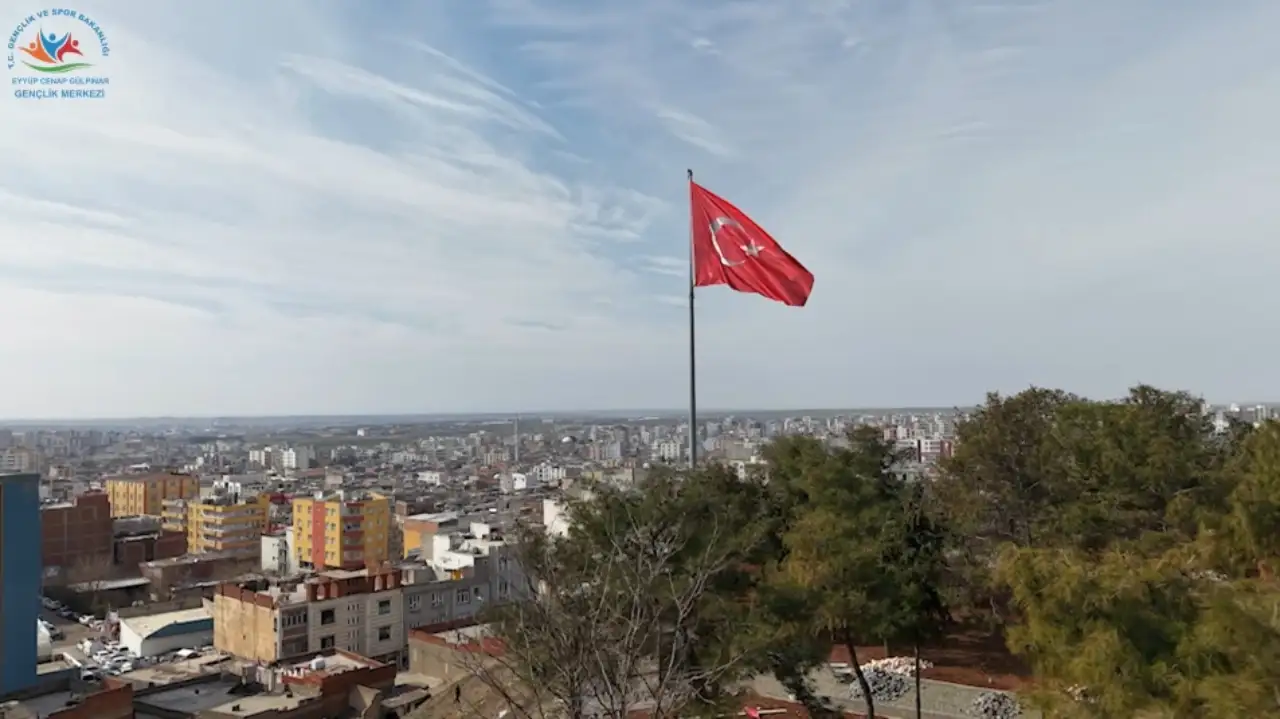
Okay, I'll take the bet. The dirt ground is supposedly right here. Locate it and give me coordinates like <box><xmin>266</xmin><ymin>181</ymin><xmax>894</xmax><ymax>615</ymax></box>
<box><xmin>828</xmin><ymin>625</ymin><xmax>1031</xmax><ymax>691</ymax></box>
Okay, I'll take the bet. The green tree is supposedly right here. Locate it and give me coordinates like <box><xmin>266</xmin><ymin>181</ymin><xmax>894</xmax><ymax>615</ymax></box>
<box><xmin>877</xmin><ymin>482</ymin><xmax>952</xmax><ymax>719</ymax></box>
<box><xmin>937</xmin><ymin>387</ymin><xmax>1078</xmax><ymax>550</ymax></box>
<box><xmin>767</xmin><ymin>426</ymin><xmax>946</xmax><ymax>719</ymax></box>
<box><xmin>996</xmin><ymin>544</ymin><xmax>1280</xmax><ymax>718</ymax></box>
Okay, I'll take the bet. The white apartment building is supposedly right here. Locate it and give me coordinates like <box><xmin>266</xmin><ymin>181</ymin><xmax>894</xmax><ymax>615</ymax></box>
<box><xmin>653</xmin><ymin>440</ymin><xmax>683</xmax><ymax>462</ymax></box>
<box><xmin>401</xmin><ymin>522</ymin><xmax>525</xmax><ymax>638</ymax></box>
<box><xmin>281</xmin><ymin>446</ymin><xmax>316</xmax><ymax>471</ymax></box>
<box><xmin>0</xmin><ymin>447</ymin><xmax>41</xmax><ymax>473</ymax></box>
<box><xmin>416</xmin><ymin>471</ymin><xmax>444</xmax><ymax>486</ymax></box>
<box><xmin>530</xmin><ymin>462</ymin><xmax>566</xmax><ymax>484</ymax></box>
<box><xmin>499</xmin><ymin>472</ymin><xmax>530</xmax><ymax>494</ymax></box>
<box><xmin>261</xmin><ymin>529</ymin><xmax>298</xmax><ymax>575</ymax></box>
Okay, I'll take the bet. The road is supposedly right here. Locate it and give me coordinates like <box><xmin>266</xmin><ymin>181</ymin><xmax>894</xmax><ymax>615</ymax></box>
<box><xmin>42</xmin><ymin>608</ymin><xmax>106</xmax><ymax>666</ymax></box>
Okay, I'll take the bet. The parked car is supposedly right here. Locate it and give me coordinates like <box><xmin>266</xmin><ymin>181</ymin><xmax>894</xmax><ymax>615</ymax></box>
<box><xmin>39</xmin><ymin>621</ymin><xmax>64</xmax><ymax>640</ymax></box>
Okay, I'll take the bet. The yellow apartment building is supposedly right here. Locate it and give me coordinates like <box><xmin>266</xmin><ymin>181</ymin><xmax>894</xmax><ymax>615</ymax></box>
<box><xmin>104</xmin><ymin>472</ymin><xmax>200</xmax><ymax>517</ymax></box>
<box><xmin>293</xmin><ymin>490</ymin><xmax>391</xmax><ymax>570</ymax></box>
<box><xmin>187</xmin><ymin>492</ymin><xmax>270</xmax><ymax>556</ymax></box>
<box><xmin>161</xmin><ymin>498</ymin><xmax>189</xmax><ymax>533</ymax></box>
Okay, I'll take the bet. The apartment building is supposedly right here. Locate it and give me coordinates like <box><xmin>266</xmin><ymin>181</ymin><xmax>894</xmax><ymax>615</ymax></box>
<box><xmin>401</xmin><ymin>511</ymin><xmax>460</xmax><ymax>559</ymax></box>
<box><xmin>160</xmin><ymin>497</ymin><xmax>188</xmax><ymax>534</ymax></box>
<box><xmin>104</xmin><ymin>472</ymin><xmax>199</xmax><ymax>517</ymax></box>
<box><xmin>400</xmin><ymin>522</ymin><xmax>525</xmax><ymax>637</ymax></box>
<box><xmin>41</xmin><ymin>491</ymin><xmax>114</xmax><ymax>574</ymax></box>
<box><xmin>293</xmin><ymin>490</ymin><xmax>391</xmax><ymax>570</ymax></box>
<box><xmin>0</xmin><ymin>447</ymin><xmax>42</xmax><ymax>473</ymax></box>
<box><xmin>187</xmin><ymin>490</ymin><xmax>270</xmax><ymax>557</ymax></box>
<box><xmin>212</xmin><ymin>567</ymin><xmax>405</xmax><ymax>665</ymax></box>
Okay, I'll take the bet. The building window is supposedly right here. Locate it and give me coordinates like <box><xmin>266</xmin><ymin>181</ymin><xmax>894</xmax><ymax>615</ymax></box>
<box><xmin>498</xmin><ymin>579</ymin><xmax>510</xmax><ymax>597</ymax></box>
<box><xmin>282</xmin><ymin>611</ymin><xmax>307</xmax><ymax>628</ymax></box>
<box><xmin>473</xmin><ymin>586</ymin><xmax>483</xmax><ymax>602</ymax></box>
<box><xmin>408</xmin><ymin>595</ymin><xmax>422</xmax><ymax>611</ymax></box>
<box><xmin>320</xmin><ymin>635</ymin><xmax>335</xmax><ymax>649</ymax></box>
<box><xmin>498</xmin><ymin>556</ymin><xmax>509</xmax><ymax>572</ymax></box>
<box><xmin>320</xmin><ymin>609</ymin><xmax>335</xmax><ymax>625</ymax></box>
<box><xmin>378</xmin><ymin>625</ymin><xmax>392</xmax><ymax>641</ymax></box>
<box><xmin>377</xmin><ymin>599</ymin><xmax>391</xmax><ymax>615</ymax></box>
<box><xmin>456</xmin><ymin>588</ymin><xmax>469</xmax><ymax>605</ymax></box>
<box><xmin>430</xmin><ymin>592</ymin><xmax>442</xmax><ymax>607</ymax></box>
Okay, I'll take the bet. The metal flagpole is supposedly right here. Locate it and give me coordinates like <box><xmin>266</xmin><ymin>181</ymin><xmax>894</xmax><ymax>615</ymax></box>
<box><xmin>687</xmin><ymin>168</ymin><xmax>698</xmax><ymax>468</ymax></box>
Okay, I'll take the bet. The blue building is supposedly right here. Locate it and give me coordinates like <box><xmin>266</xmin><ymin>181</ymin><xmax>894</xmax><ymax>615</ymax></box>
<box><xmin>0</xmin><ymin>472</ymin><xmax>41</xmax><ymax>696</ymax></box>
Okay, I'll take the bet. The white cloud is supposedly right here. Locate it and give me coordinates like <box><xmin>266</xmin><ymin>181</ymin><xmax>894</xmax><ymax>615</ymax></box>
<box><xmin>473</xmin><ymin>0</ymin><xmax>1280</xmax><ymax>408</ymax></box>
<box><xmin>3</xmin><ymin>0</ymin><xmax>1280</xmax><ymax>416</ymax></box>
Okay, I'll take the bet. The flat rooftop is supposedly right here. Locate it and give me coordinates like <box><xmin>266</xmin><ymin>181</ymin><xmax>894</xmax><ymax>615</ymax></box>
<box><xmin>121</xmin><ymin>607</ymin><xmax>212</xmax><ymax>639</ymax></box>
<box><xmin>119</xmin><ymin>653</ymin><xmax>232</xmax><ymax>686</ymax></box>
<box><xmin>283</xmin><ymin>652</ymin><xmax>380</xmax><ymax>678</ymax></box>
<box><xmin>134</xmin><ymin>676</ymin><xmax>246</xmax><ymax>714</ymax></box>
<box><xmin>206</xmin><ymin>692</ymin><xmax>310</xmax><ymax>717</ymax></box>
<box><xmin>69</xmin><ymin>576</ymin><xmax>150</xmax><ymax>592</ymax></box>
<box><xmin>37</xmin><ymin>657</ymin><xmax>76</xmax><ymax>675</ymax></box>
<box><xmin>407</xmin><ymin>511</ymin><xmax>460</xmax><ymax>523</ymax></box>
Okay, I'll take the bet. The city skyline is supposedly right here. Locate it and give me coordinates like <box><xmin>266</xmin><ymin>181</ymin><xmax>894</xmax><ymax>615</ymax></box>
<box><xmin>6</xmin><ymin>1</ymin><xmax>1280</xmax><ymax>416</ymax></box>
<box><xmin>2</xmin><ymin>397</ymin><xmax>1276</xmax><ymax>426</ymax></box>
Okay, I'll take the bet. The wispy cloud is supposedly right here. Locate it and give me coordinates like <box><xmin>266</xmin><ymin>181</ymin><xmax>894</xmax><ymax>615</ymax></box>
<box><xmin>3</xmin><ymin>0</ymin><xmax>1279</xmax><ymax>416</ymax></box>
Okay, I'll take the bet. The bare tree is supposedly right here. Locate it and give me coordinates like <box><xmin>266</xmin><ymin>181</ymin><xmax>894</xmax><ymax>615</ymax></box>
<box><xmin>452</xmin><ymin>474</ymin><xmax>762</xmax><ymax>719</ymax></box>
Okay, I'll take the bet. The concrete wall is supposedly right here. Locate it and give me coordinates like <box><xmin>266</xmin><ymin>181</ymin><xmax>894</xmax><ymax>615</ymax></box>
<box><xmin>213</xmin><ymin>586</ymin><xmax>281</xmax><ymax>663</ymax></box>
<box><xmin>407</xmin><ymin>635</ymin><xmax>477</xmax><ymax>685</ymax></box>
<box><xmin>364</xmin><ymin>589</ymin><xmax>404</xmax><ymax>660</ymax></box>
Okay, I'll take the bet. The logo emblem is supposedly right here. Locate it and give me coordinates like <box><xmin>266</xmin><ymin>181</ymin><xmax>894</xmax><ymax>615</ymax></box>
<box><xmin>7</xmin><ymin>9</ymin><xmax>111</xmax><ymax>100</ymax></box>
<box><xmin>19</xmin><ymin>28</ymin><xmax>89</xmax><ymax>73</ymax></box>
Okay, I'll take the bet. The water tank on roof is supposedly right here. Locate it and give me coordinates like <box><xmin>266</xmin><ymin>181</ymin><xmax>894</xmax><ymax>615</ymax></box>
<box><xmin>310</xmin><ymin>657</ymin><xmax>326</xmax><ymax>670</ymax></box>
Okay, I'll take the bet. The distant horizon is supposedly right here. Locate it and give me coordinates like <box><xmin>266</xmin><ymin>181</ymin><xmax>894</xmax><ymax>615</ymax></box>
<box><xmin>0</xmin><ymin>398</ymin><xmax>1268</xmax><ymax>427</ymax></box>
<box><xmin>0</xmin><ymin>405</ymin><xmax>973</xmax><ymax>426</ymax></box>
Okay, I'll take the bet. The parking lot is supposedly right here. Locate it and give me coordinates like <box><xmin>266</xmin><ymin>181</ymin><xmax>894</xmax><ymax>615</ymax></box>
<box><xmin>42</xmin><ymin>595</ymin><xmax>210</xmax><ymax>678</ymax></box>
<box><xmin>42</xmin><ymin>607</ymin><xmax>101</xmax><ymax>661</ymax></box>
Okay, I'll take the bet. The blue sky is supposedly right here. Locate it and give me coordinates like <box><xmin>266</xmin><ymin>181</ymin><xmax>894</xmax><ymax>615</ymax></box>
<box><xmin>2</xmin><ymin>0</ymin><xmax>1279</xmax><ymax>417</ymax></box>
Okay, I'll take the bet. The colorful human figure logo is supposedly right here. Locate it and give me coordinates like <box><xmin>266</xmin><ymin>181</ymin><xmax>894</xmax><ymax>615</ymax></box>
<box><xmin>19</xmin><ymin>29</ymin><xmax>90</xmax><ymax>72</ymax></box>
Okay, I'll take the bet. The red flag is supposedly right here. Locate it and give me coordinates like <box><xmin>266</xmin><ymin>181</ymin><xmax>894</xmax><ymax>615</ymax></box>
<box><xmin>690</xmin><ymin>180</ymin><xmax>814</xmax><ymax>307</ymax></box>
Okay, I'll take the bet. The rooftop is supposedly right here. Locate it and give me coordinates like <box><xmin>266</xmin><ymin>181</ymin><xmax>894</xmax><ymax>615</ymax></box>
<box><xmin>68</xmin><ymin>576</ymin><xmax>150</xmax><ymax>592</ymax></box>
<box><xmin>105</xmin><ymin>471</ymin><xmax>194</xmax><ymax>483</ymax></box>
<box><xmin>406</xmin><ymin>511</ymin><xmax>460</xmax><ymax>524</ymax></box>
<box><xmin>281</xmin><ymin>651</ymin><xmax>382</xmax><ymax>679</ymax></box>
<box><xmin>121</xmin><ymin>607</ymin><xmax>212</xmax><ymax>640</ymax></box>
<box><xmin>9</xmin><ymin>690</ymin><xmax>77</xmax><ymax>718</ymax></box>
<box><xmin>205</xmin><ymin>692</ymin><xmax>309</xmax><ymax>717</ymax></box>
<box><xmin>142</xmin><ymin>550</ymin><xmax>241</xmax><ymax>569</ymax></box>
<box><xmin>119</xmin><ymin>653</ymin><xmax>233</xmax><ymax>686</ymax></box>
<box><xmin>135</xmin><ymin>676</ymin><xmax>249</xmax><ymax>715</ymax></box>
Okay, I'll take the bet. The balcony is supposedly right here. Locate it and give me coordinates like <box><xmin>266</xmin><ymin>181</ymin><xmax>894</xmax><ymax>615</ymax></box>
<box><xmin>198</xmin><ymin>520</ymin><xmax>262</xmax><ymax>534</ymax></box>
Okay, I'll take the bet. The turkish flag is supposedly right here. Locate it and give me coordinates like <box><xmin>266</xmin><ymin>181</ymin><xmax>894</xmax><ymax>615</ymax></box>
<box><xmin>690</xmin><ymin>180</ymin><xmax>814</xmax><ymax>307</ymax></box>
